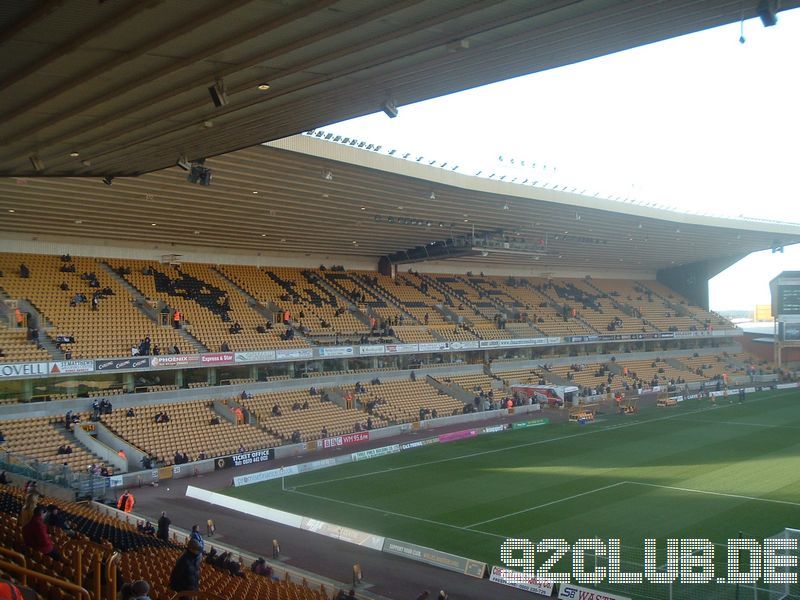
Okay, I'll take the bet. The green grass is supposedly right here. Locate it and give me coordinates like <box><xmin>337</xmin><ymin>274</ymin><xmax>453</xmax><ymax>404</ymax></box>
<box><xmin>223</xmin><ymin>390</ymin><xmax>800</xmax><ymax>598</ymax></box>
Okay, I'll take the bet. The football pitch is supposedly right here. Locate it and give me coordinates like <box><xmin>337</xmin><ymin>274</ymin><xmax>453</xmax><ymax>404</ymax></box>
<box><xmin>223</xmin><ymin>390</ymin><xmax>800</xmax><ymax>597</ymax></box>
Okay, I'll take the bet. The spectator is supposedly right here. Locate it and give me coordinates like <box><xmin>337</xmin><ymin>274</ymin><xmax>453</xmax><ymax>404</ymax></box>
<box><xmin>0</xmin><ymin>471</ymin><xmax>8</xmax><ymax>484</ymax></box>
<box><xmin>123</xmin><ymin>579</ymin><xmax>152</xmax><ymax>600</ymax></box>
<box><xmin>43</xmin><ymin>504</ymin><xmax>74</xmax><ymax>536</ymax></box>
<box><xmin>18</xmin><ymin>489</ymin><xmax>41</xmax><ymax>528</ymax></box>
<box><xmin>190</xmin><ymin>524</ymin><xmax>204</xmax><ymax>552</ymax></box>
<box><xmin>137</xmin><ymin>521</ymin><xmax>155</xmax><ymax>535</ymax></box>
<box><xmin>251</xmin><ymin>557</ymin><xmax>272</xmax><ymax>578</ymax></box>
<box><xmin>117</xmin><ymin>490</ymin><xmax>135</xmax><ymax>513</ymax></box>
<box><xmin>169</xmin><ymin>538</ymin><xmax>202</xmax><ymax>592</ymax></box>
<box><xmin>19</xmin><ymin>263</ymin><xmax>29</xmax><ymax>279</ymax></box>
<box><xmin>22</xmin><ymin>506</ymin><xmax>61</xmax><ymax>559</ymax></box>
<box><xmin>157</xmin><ymin>511</ymin><xmax>171</xmax><ymax>541</ymax></box>
<box><xmin>0</xmin><ymin>580</ymin><xmax>36</xmax><ymax>600</ymax></box>
<box><xmin>126</xmin><ymin>407</ymin><xmax>135</xmax><ymax>417</ymax></box>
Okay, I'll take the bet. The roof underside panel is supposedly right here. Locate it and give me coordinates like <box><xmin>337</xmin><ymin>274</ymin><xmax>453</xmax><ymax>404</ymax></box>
<box><xmin>1</xmin><ymin>0</ymin><xmax>798</xmax><ymax>177</ymax></box>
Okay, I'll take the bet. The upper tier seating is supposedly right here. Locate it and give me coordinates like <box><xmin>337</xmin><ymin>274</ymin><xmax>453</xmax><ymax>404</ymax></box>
<box><xmin>106</xmin><ymin>260</ymin><xmax>308</xmax><ymax>352</ymax></box>
<box><xmin>0</xmin><ymin>320</ymin><xmax>50</xmax><ymax>363</ymax></box>
<box><xmin>0</xmin><ymin>253</ymin><xmax>739</xmax><ymax>362</ymax></box>
<box><xmin>0</xmin><ymin>254</ymin><xmax>187</xmax><ymax>359</ymax></box>
<box><xmin>217</xmin><ymin>265</ymin><xmax>367</xmax><ymax>337</ymax></box>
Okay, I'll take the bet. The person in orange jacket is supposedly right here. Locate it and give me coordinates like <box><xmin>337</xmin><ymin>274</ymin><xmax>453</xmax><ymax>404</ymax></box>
<box><xmin>117</xmin><ymin>490</ymin><xmax>135</xmax><ymax>512</ymax></box>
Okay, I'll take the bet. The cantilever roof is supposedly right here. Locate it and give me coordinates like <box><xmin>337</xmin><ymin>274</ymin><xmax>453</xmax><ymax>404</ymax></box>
<box><xmin>1</xmin><ymin>136</ymin><xmax>798</xmax><ymax>273</ymax></box>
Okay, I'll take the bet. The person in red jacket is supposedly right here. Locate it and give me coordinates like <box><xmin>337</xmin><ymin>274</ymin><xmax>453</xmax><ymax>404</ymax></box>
<box><xmin>117</xmin><ymin>490</ymin><xmax>135</xmax><ymax>512</ymax></box>
<box><xmin>21</xmin><ymin>506</ymin><xmax>60</xmax><ymax>559</ymax></box>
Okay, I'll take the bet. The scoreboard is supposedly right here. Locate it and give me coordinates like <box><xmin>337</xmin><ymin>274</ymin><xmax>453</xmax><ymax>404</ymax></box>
<box><xmin>777</xmin><ymin>284</ymin><xmax>800</xmax><ymax>316</ymax></box>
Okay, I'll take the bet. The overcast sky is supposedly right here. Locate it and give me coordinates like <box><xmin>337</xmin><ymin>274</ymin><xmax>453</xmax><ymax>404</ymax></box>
<box><xmin>326</xmin><ymin>8</ymin><xmax>800</xmax><ymax>313</ymax></box>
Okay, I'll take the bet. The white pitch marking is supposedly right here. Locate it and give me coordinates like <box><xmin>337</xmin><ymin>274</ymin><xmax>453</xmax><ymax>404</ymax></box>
<box><xmin>628</xmin><ymin>481</ymin><xmax>800</xmax><ymax>508</ymax></box>
<box><xmin>286</xmin><ymin>487</ymin><xmax>507</xmax><ymax>539</ymax></box>
<box><xmin>464</xmin><ymin>481</ymin><xmax>629</xmax><ymax>528</ymax></box>
<box><xmin>292</xmin><ymin>394</ymin><xmax>783</xmax><ymax>491</ymax></box>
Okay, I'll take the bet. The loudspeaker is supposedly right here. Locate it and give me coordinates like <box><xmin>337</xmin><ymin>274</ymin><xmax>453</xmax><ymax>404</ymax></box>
<box><xmin>208</xmin><ymin>81</ymin><xmax>228</xmax><ymax>107</ymax></box>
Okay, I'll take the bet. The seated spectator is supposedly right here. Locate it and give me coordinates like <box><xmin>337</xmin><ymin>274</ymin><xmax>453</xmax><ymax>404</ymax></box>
<box><xmin>171</xmin><ymin>345</ymin><xmax>180</xmax><ymax>354</ymax></box>
<box><xmin>121</xmin><ymin>579</ymin><xmax>151</xmax><ymax>600</ymax></box>
<box><xmin>44</xmin><ymin>504</ymin><xmax>74</xmax><ymax>536</ymax></box>
<box><xmin>138</xmin><ymin>521</ymin><xmax>156</xmax><ymax>535</ymax></box>
<box><xmin>290</xmin><ymin>430</ymin><xmax>301</xmax><ymax>444</ymax></box>
<box><xmin>251</xmin><ymin>557</ymin><xmax>272</xmax><ymax>578</ymax></box>
<box><xmin>126</xmin><ymin>407</ymin><xmax>135</xmax><ymax>417</ymax></box>
<box><xmin>209</xmin><ymin>415</ymin><xmax>220</xmax><ymax>425</ymax></box>
<box><xmin>131</xmin><ymin>345</ymin><xmax>140</xmax><ymax>356</ymax></box>
<box><xmin>320</xmin><ymin>426</ymin><xmax>328</xmax><ymax>438</ymax></box>
<box><xmin>292</xmin><ymin>402</ymin><xmax>301</xmax><ymax>411</ymax></box>
<box><xmin>271</xmin><ymin>404</ymin><xmax>282</xmax><ymax>417</ymax></box>
<box><xmin>220</xmin><ymin>341</ymin><xmax>231</xmax><ymax>352</ymax></box>
<box><xmin>19</xmin><ymin>263</ymin><xmax>30</xmax><ymax>278</ymax></box>
<box><xmin>301</xmin><ymin>400</ymin><xmax>309</xmax><ymax>410</ymax></box>
<box><xmin>152</xmin><ymin>344</ymin><xmax>161</xmax><ymax>355</ymax></box>
<box><xmin>22</xmin><ymin>506</ymin><xmax>61</xmax><ymax>559</ymax></box>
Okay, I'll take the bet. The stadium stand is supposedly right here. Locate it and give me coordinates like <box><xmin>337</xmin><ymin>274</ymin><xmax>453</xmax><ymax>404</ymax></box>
<box><xmin>357</xmin><ymin>379</ymin><xmax>465</xmax><ymax>423</ymax></box>
<box><xmin>101</xmin><ymin>400</ymin><xmax>280</xmax><ymax>466</ymax></box>
<box><xmin>239</xmin><ymin>387</ymin><xmax>383</xmax><ymax>443</ymax></box>
<box><xmin>0</xmin><ymin>254</ymin><xmax>188</xmax><ymax>360</ymax></box>
<box><xmin>0</xmin><ymin>320</ymin><xmax>50</xmax><ymax>363</ymax></box>
<box><xmin>0</xmin><ymin>483</ymin><xmax>326</xmax><ymax>600</ymax></box>
<box><xmin>0</xmin><ymin>414</ymin><xmax>110</xmax><ymax>475</ymax></box>
<box><xmin>0</xmin><ymin>253</ymin><xmax>743</xmax><ymax>363</ymax></box>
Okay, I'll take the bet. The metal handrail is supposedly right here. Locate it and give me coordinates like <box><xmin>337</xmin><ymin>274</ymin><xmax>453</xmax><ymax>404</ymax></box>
<box><xmin>0</xmin><ymin>557</ymin><xmax>91</xmax><ymax>599</ymax></box>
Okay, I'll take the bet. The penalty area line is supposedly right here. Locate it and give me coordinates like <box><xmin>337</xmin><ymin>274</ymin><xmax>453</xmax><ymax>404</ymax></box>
<box><xmin>464</xmin><ymin>481</ymin><xmax>628</xmax><ymax>528</ymax></box>
<box><xmin>627</xmin><ymin>481</ymin><xmax>800</xmax><ymax>508</ymax></box>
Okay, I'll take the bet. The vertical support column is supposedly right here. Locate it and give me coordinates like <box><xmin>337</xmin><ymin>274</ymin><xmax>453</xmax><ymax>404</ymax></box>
<box><xmin>123</xmin><ymin>373</ymin><xmax>135</xmax><ymax>393</ymax></box>
<box><xmin>208</xmin><ymin>367</ymin><xmax>217</xmax><ymax>386</ymax></box>
<box><xmin>174</xmin><ymin>369</ymin><xmax>184</xmax><ymax>389</ymax></box>
<box><xmin>21</xmin><ymin>379</ymin><xmax>33</xmax><ymax>402</ymax></box>
<box><xmin>250</xmin><ymin>365</ymin><xmax>259</xmax><ymax>381</ymax></box>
